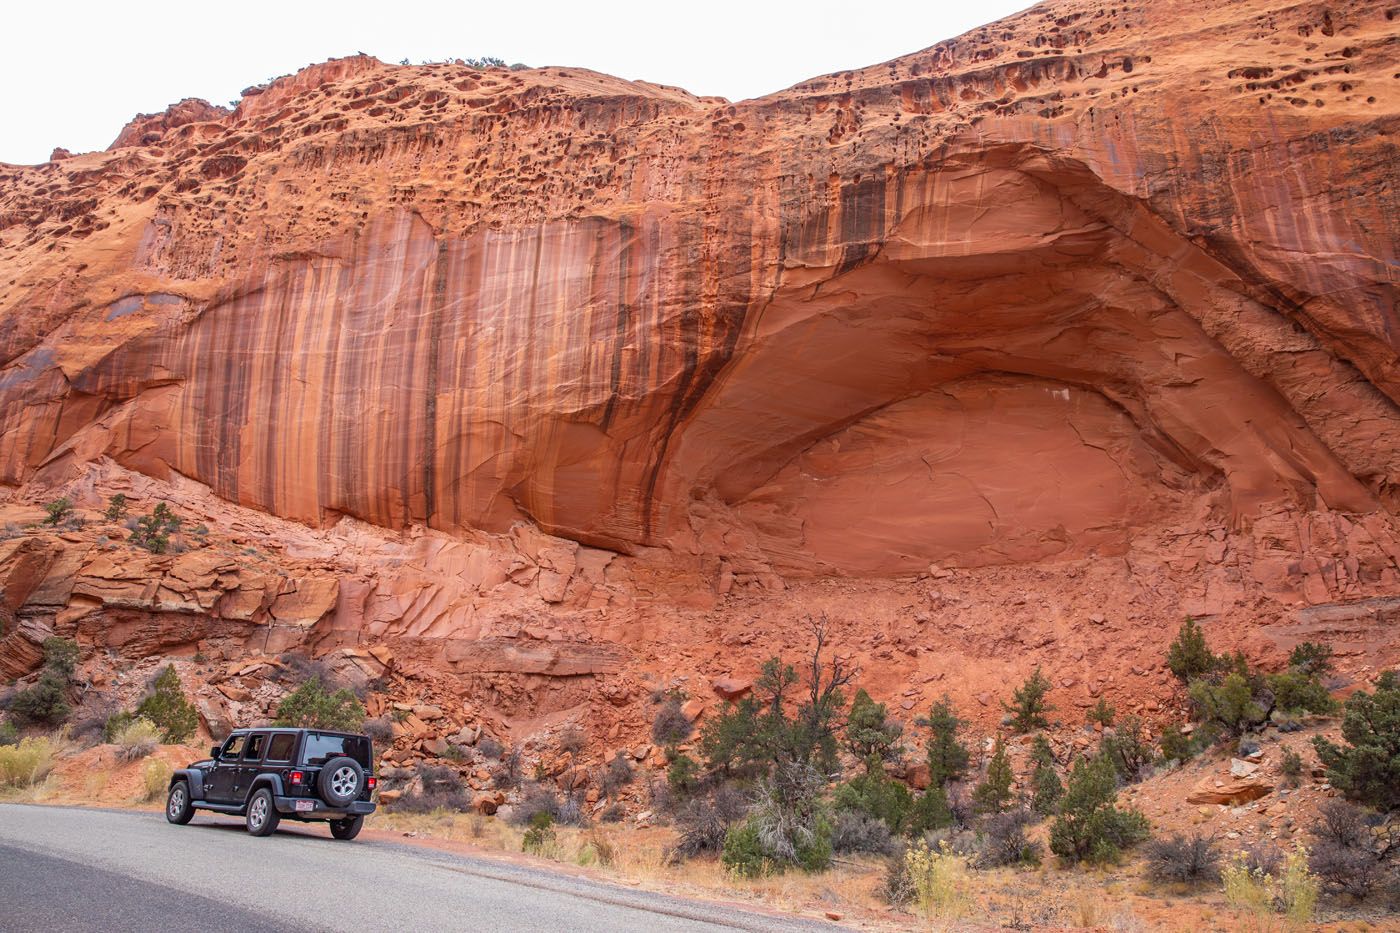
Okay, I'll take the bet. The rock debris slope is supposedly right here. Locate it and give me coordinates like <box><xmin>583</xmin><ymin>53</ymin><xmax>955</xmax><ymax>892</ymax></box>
<box><xmin>0</xmin><ymin>0</ymin><xmax>1398</xmax><ymax>748</ymax></box>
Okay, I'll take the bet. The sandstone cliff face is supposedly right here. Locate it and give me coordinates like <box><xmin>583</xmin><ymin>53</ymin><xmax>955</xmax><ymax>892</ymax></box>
<box><xmin>1</xmin><ymin>1</ymin><xmax>1398</xmax><ymax>749</ymax></box>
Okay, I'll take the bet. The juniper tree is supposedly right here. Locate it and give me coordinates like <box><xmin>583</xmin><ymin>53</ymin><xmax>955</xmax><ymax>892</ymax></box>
<box><xmin>845</xmin><ymin>688</ymin><xmax>902</xmax><ymax>771</ymax></box>
<box><xmin>1029</xmin><ymin>734</ymin><xmax>1063</xmax><ymax>817</ymax></box>
<box><xmin>1004</xmin><ymin>667</ymin><xmax>1055</xmax><ymax>733</ymax></box>
<box><xmin>972</xmin><ymin>739</ymin><xmax>1014</xmax><ymax>814</ymax></box>
<box><xmin>918</xmin><ymin>695</ymin><xmax>970</xmax><ymax>786</ymax></box>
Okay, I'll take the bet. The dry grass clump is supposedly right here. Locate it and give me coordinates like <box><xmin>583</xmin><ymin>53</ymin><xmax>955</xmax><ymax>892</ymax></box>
<box><xmin>142</xmin><ymin>758</ymin><xmax>173</xmax><ymax>802</ymax></box>
<box><xmin>0</xmin><ymin>736</ymin><xmax>56</xmax><ymax>787</ymax></box>
<box><xmin>114</xmin><ymin>718</ymin><xmax>161</xmax><ymax>761</ymax></box>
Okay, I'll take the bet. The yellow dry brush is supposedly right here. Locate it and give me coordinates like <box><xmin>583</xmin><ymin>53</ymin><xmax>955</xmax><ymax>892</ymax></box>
<box><xmin>1221</xmin><ymin>844</ymin><xmax>1318</xmax><ymax>931</ymax></box>
<box><xmin>904</xmin><ymin>840</ymin><xmax>972</xmax><ymax>922</ymax></box>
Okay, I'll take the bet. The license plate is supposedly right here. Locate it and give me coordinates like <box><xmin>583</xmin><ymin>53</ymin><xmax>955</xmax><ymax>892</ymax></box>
<box><xmin>295</xmin><ymin>800</ymin><xmax>314</xmax><ymax>812</ymax></box>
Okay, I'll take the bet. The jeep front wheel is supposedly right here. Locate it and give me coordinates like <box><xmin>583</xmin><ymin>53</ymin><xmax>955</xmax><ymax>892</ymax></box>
<box><xmin>166</xmin><ymin>780</ymin><xmax>194</xmax><ymax>825</ymax></box>
<box><xmin>246</xmin><ymin>788</ymin><xmax>281</xmax><ymax>837</ymax></box>
<box><xmin>317</xmin><ymin>756</ymin><xmax>364</xmax><ymax>807</ymax></box>
<box><xmin>329</xmin><ymin>815</ymin><xmax>364</xmax><ymax>840</ymax></box>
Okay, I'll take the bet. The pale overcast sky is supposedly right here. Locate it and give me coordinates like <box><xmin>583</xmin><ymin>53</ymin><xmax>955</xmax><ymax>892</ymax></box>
<box><xmin>1</xmin><ymin>0</ymin><xmax>1032</xmax><ymax>165</ymax></box>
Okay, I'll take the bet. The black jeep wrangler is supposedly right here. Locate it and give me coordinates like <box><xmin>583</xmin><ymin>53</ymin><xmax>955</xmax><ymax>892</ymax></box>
<box><xmin>166</xmin><ymin>727</ymin><xmax>376</xmax><ymax>839</ymax></box>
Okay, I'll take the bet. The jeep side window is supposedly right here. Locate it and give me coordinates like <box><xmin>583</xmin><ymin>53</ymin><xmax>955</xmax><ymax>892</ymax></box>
<box><xmin>221</xmin><ymin>735</ymin><xmax>246</xmax><ymax>758</ymax></box>
<box><xmin>266</xmin><ymin>733</ymin><xmax>295</xmax><ymax>762</ymax></box>
<box><xmin>243</xmin><ymin>733</ymin><xmax>267</xmax><ymax>761</ymax></box>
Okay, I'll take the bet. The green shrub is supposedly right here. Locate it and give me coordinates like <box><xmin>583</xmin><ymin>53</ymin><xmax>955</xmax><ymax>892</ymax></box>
<box><xmin>1158</xmin><ymin>721</ymin><xmax>1196</xmax><ymax>764</ymax></box>
<box><xmin>794</xmin><ymin>815</ymin><xmax>833</xmax><ymax>872</ymax></box>
<box><xmin>1087</xmin><ymin>697</ymin><xmax>1116</xmax><ymax>727</ymax></box>
<box><xmin>0</xmin><ymin>736</ymin><xmax>55</xmax><ymax>787</ymax></box>
<box><xmin>667</xmin><ymin>751</ymin><xmax>700</xmax><ymax>795</ymax></box>
<box><xmin>103</xmin><ymin>711</ymin><xmax>137</xmax><ymax>743</ymax></box>
<box><xmin>103</xmin><ymin>494</ymin><xmax>128</xmax><ymax>521</ymax></box>
<box><xmin>1003</xmin><ymin>667</ymin><xmax>1054</xmax><ymax>733</ymax></box>
<box><xmin>1049</xmin><ymin>754</ymin><xmax>1150</xmax><ymax>864</ymax></box>
<box><xmin>699</xmin><ymin>694</ymin><xmax>765</xmax><ymax>776</ymax></box>
<box><xmin>135</xmin><ymin>665</ymin><xmax>199</xmax><ymax>743</ymax></box>
<box><xmin>972</xmin><ymin>740</ymin><xmax>1013</xmax><ymax>814</ymax></box>
<box><xmin>1189</xmin><ymin>672</ymin><xmax>1267</xmax><ymax>736</ymax></box>
<box><xmin>41</xmin><ymin>637</ymin><xmax>79</xmax><ymax>677</ymax></box>
<box><xmin>521</xmin><ymin>811</ymin><xmax>557</xmax><ymax>856</ymax></box>
<box><xmin>1288</xmin><ymin>642</ymin><xmax>1333</xmax><ymax>678</ymax></box>
<box><xmin>846</xmin><ymin>688</ymin><xmax>903</xmax><ymax>765</ymax></box>
<box><xmin>722</xmin><ymin>819</ymin><xmax>771</xmax><ymax>878</ymax></box>
<box><xmin>11</xmin><ymin>672</ymin><xmax>71</xmax><ymax>725</ymax></box>
<box><xmin>43</xmin><ymin>498</ymin><xmax>73</xmax><ymax>526</ymax></box>
<box><xmin>918</xmin><ymin>695</ymin><xmax>969</xmax><ymax>786</ymax></box>
<box><xmin>1101</xmin><ymin>714</ymin><xmax>1155</xmax><ymax>783</ymax></box>
<box><xmin>11</xmin><ymin>637</ymin><xmax>79</xmax><ymax>725</ymax></box>
<box><xmin>907</xmin><ymin>784</ymin><xmax>954</xmax><ymax>835</ymax></box>
<box><xmin>748</xmin><ymin>761</ymin><xmax>832</xmax><ymax>873</ymax></box>
<box><xmin>1280</xmin><ymin>747</ymin><xmax>1303</xmax><ymax>786</ymax></box>
<box><xmin>1267</xmin><ymin>670</ymin><xmax>1336</xmax><ymax>715</ymax></box>
<box><xmin>832</xmin><ymin>764</ymin><xmax>913</xmax><ymax>833</ymax></box>
<box><xmin>115</xmin><ymin>717</ymin><xmax>161</xmax><ymax>761</ymax></box>
<box><xmin>1029</xmin><ymin>734</ymin><xmax>1063</xmax><ymax>817</ymax></box>
<box><xmin>700</xmin><ymin>620</ymin><xmax>853</xmax><ymax>777</ymax></box>
<box><xmin>274</xmin><ymin>675</ymin><xmax>365</xmax><ymax>731</ymax></box>
<box><xmin>1312</xmin><ymin>670</ymin><xmax>1400</xmax><ymax>811</ymax></box>
<box><xmin>0</xmin><ymin>720</ymin><xmax>17</xmax><ymax>747</ymax></box>
<box><xmin>129</xmin><ymin>502</ymin><xmax>182</xmax><ymax>553</ymax></box>
<box><xmin>1167</xmin><ymin>617</ymin><xmax>1220</xmax><ymax>683</ymax></box>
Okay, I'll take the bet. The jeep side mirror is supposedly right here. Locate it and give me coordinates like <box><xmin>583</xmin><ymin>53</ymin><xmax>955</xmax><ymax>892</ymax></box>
<box><xmin>211</xmin><ymin>745</ymin><xmax>222</xmax><ymax>759</ymax></box>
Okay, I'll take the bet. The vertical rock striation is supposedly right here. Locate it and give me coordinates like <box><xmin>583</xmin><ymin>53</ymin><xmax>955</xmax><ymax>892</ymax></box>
<box><xmin>0</xmin><ymin>0</ymin><xmax>1396</xmax><ymax>583</ymax></box>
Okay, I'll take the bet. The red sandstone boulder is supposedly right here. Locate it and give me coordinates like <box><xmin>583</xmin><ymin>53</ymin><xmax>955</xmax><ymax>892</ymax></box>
<box><xmin>712</xmin><ymin>677</ymin><xmax>752</xmax><ymax>701</ymax></box>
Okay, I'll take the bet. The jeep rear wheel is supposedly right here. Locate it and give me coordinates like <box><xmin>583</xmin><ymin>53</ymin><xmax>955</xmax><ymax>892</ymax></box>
<box><xmin>246</xmin><ymin>788</ymin><xmax>280</xmax><ymax>837</ymax></box>
<box><xmin>329</xmin><ymin>815</ymin><xmax>364</xmax><ymax>840</ymax></box>
<box><xmin>166</xmin><ymin>780</ymin><xmax>193</xmax><ymax>825</ymax></box>
<box><xmin>317</xmin><ymin>756</ymin><xmax>364</xmax><ymax>807</ymax></box>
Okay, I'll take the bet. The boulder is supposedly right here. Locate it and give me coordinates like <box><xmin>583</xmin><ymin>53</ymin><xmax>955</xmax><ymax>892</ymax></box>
<box><xmin>711</xmin><ymin>677</ymin><xmax>752</xmax><ymax>701</ymax></box>
<box><xmin>1186</xmin><ymin>776</ymin><xmax>1274</xmax><ymax>806</ymax></box>
<box><xmin>473</xmin><ymin>791</ymin><xmax>505</xmax><ymax>815</ymax></box>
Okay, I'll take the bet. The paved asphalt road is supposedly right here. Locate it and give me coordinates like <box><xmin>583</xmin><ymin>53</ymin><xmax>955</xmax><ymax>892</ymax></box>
<box><xmin>0</xmin><ymin>804</ymin><xmax>840</xmax><ymax>932</ymax></box>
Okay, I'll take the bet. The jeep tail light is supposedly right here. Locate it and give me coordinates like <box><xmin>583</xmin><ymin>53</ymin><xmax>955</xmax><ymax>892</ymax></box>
<box><xmin>289</xmin><ymin>771</ymin><xmax>304</xmax><ymax>786</ymax></box>
<box><xmin>366</xmin><ymin>776</ymin><xmax>377</xmax><ymax>790</ymax></box>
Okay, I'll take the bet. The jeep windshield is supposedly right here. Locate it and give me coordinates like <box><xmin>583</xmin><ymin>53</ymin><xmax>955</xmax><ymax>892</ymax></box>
<box><xmin>300</xmin><ymin>732</ymin><xmax>371</xmax><ymax>767</ymax></box>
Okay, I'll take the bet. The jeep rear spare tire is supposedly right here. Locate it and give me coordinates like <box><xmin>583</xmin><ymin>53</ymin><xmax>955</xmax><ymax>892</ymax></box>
<box><xmin>318</xmin><ymin>756</ymin><xmax>364</xmax><ymax>807</ymax></box>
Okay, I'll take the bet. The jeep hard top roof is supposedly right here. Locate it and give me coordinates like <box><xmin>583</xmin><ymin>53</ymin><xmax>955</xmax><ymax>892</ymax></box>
<box><xmin>225</xmin><ymin>727</ymin><xmax>366</xmax><ymax>737</ymax></box>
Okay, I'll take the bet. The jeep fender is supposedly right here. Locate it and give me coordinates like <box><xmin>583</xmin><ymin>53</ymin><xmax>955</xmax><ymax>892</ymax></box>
<box><xmin>244</xmin><ymin>773</ymin><xmax>285</xmax><ymax>805</ymax></box>
<box><xmin>170</xmin><ymin>768</ymin><xmax>204</xmax><ymax>798</ymax></box>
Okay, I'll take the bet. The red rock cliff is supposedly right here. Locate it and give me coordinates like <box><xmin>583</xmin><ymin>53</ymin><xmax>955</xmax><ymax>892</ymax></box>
<box><xmin>3</xmin><ymin>4</ymin><xmax>1398</xmax><ymax>579</ymax></box>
